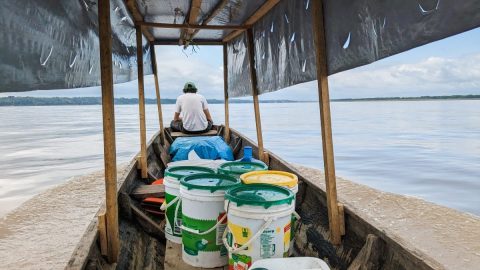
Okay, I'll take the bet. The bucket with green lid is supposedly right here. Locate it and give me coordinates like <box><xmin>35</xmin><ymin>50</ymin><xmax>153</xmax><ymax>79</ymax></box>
<box><xmin>218</xmin><ymin>161</ymin><xmax>268</xmax><ymax>179</ymax></box>
<box><xmin>179</xmin><ymin>173</ymin><xmax>240</xmax><ymax>268</ymax></box>
<box><xmin>162</xmin><ymin>166</ymin><xmax>215</xmax><ymax>244</ymax></box>
<box><xmin>223</xmin><ymin>184</ymin><xmax>295</xmax><ymax>269</ymax></box>
<box><xmin>240</xmin><ymin>170</ymin><xmax>300</xmax><ymax>255</ymax></box>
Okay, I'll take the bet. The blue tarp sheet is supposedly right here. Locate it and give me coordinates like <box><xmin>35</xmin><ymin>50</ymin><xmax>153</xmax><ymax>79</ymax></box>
<box><xmin>169</xmin><ymin>136</ymin><xmax>234</xmax><ymax>162</ymax></box>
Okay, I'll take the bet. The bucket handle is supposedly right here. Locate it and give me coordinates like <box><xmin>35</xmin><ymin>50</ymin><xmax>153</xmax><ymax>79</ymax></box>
<box><xmin>181</xmin><ymin>214</ymin><xmax>227</xmax><ymax>236</ymax></box>
<box><xmin>292</xmin><ymin>211</ymin><xmax>301</xmax><ymax>221</ymax></box>
<box><xmin>222</xmin><ymin>217</ymin><xmax>274</xmax><ymax>254</ymax></box>
<box><xmin>173</xmin><ymin>197</ymin><xmax>182</xmax><ymax>228</ymax></box>
<box><xmin>160</xmin><ymin>195</ymin><xmax>180</xmax><ymax>211</ymax></box>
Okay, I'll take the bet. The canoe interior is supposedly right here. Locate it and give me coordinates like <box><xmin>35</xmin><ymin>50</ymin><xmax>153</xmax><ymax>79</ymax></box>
<box><xmin>67</xmin><ymin>126</ymin><xmax>436</xmax><ymax>270</ymax></box>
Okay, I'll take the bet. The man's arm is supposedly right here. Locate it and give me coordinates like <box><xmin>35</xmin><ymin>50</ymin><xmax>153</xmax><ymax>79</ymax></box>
<box><xmin>174</xmin><ymin>97</ymin><xmax>181</xmax><ymax>120</ymax></box>
<box><xmin>204</xmin><ymin>109</ymin><xmax>213</xmax><ymax>122</ymax></box>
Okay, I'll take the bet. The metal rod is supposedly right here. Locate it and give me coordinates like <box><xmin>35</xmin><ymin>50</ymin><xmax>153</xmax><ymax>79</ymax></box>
<box><xmin>223</xmin><ymin>44</ymin><xmax>230</xmax><ymax>143</ymax></box>
<box><xmin>150</xmin><ymin>44</ymin><xmax>165</xmax><ymax>145</ymax></box>
<box><xmin>98</xmin><ymin>0</ymin><xmax>119</xmax><ymax>262</ymax></box>
<box><xmin>136</xmin><ymin>25</ymin><xmax>148</xmax><ymax>179</ymax></box>
<box><xmin>138</xmin><ymin>21</ymin><xmax>246</xmax><ymax>30</ymax></box>
<box><xmin>246</xmin><ymin>29</ymin><xmax>265</xmax><ymax>162</ymax></box>
<box><xmin>311</xmin><ymin>0</ymin><xmax>343</xmax><ymax>245</ymax></box>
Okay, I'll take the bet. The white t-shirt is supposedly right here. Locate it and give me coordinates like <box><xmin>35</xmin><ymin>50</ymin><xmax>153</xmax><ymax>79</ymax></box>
<box><xmin>175</xmin><ymin>93</ymin><xmax>209</xmax><ymax>131</ymax></box>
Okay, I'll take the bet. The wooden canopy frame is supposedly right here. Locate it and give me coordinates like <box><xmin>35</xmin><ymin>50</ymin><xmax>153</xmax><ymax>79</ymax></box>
<box><xmin>98</xmin><ymin>0</ymin><xmax>344</xmax><ymax>262</ymax></box>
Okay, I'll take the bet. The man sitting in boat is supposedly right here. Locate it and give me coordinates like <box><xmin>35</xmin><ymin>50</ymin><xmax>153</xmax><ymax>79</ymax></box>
<box><xmin>170</xmin><ymin>82</ymin><xmax>213</xmax><ymax>134</ymax></box>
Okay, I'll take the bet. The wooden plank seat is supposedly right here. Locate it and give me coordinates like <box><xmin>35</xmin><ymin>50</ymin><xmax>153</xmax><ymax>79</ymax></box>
<box><xmin>170</xmin><ymin>129</ymin><xmax>218</xmax><ymax>139</ymax></box>
<box><xmin>131</xmin><ymin>184</ymin><xmax>165</xmax><ymax>199</ymax></box>
<box><xmin>164</xmin><ymin>240</ymin><xmax>228</xmax><ymax>270</ymax></box>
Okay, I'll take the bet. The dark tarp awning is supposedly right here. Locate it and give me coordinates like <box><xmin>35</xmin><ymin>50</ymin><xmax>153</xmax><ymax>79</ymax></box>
<box><xmin>226</xmin><ymin>0</ymin><xmax>480</xmax><ymax>97</ymax></box>
<box><xmin>0</xmin><ymin>0</ymin><xmax>152</xmax><ymax>93</ymax></box>
<box><xmin>1</xmin><ymin>0</ymin><xmax>479</xmax><ymax>95</ymax></box>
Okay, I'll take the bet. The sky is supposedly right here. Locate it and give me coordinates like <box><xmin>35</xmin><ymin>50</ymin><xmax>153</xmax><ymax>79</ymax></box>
<box><xmin>2</xmin><ymin>28</ymin><xmax>479</xmax><ymax>100</ymax></box>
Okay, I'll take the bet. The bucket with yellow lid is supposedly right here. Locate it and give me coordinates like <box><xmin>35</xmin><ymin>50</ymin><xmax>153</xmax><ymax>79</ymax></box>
<box><xmin>240</xmin><ymin>170</ymin><xmax>298</xmax><ymax>194</ymax></box>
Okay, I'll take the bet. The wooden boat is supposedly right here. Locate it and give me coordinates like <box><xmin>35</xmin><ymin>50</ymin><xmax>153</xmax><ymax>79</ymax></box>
<box><xmin>66</xmin><ymin>127</ymin><xmax>439</xmax><ymax>270</ymax></box>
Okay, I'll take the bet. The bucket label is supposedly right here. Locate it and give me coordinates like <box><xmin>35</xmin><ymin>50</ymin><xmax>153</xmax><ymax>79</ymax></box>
<box><xmin>165</xmin><ymin>193</ymin><xmax>182</xmax><ymax>237</ymax></box>
<box><xmin>182</xmin><ymin>214</ymin><xmax>227</xmax><ymax>256</ymax></box>
<box><xmin>284</xmin><ymin>222</ymin><xmax>291</xmax><ymax>252</ymax></box>
<box><xmin>260</xmin><ymin>229</ymin><xmax>276</xmax><ymax>258</ymax></box>
<box><xmin>216</xmin><ymin>213</ymin><xmax>227</xmax><ymax>246</ymax></box>
<box><xmin>229</xmin><ymin>253</ymin><xmax>252</xmax><ymax>270</ymax></box>
<box><xmin>229</xmin><ymin>223</ymin><xmax>251</xmax><ymax>250</ymax></box>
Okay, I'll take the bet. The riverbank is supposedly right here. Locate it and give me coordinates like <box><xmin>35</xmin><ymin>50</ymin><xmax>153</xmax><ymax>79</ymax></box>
<box><xmin>1</xmin><ymin>165</ymin><xmax>478</xmax><ymax>269</ymax></box>
<box><xmin>0</xmin><ymin>95</ymin><xmax>479</xmax><ymax>106</ymax></box>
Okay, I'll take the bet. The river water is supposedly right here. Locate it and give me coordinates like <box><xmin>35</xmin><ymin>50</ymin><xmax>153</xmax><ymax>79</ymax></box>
<box><xmin>0</xmin><ymin>100</ymin><xmax>479</xmax><ymax>217</ymax></box>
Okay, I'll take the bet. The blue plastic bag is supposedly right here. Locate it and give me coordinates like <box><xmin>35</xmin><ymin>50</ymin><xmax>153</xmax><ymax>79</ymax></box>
<box><xmin>169</xmin><ymin>136</ymin><xmax>234</xmax><ymax>161</ymax></box>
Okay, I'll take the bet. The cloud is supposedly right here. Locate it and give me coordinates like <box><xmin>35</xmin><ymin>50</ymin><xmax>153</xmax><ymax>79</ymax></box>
<box><xmin>154</xmin><ymin>46</ymin><xmax>224</xmax><ymax>99</ymax></box>
<box><xmin>328</xmin><ymin>53</ymin><xmax>480</xmax><ymax>98</ymax></box>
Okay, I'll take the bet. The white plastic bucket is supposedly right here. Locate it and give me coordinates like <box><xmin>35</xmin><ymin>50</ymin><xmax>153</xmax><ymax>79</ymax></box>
<box><xmin>162</xmin><ymin>166</ymin><xmax>214</xmax><ymax>244</ymax></box>
<box><xmin>240</xmin><ymin>170</ymin><xmax>300</xmax><ymax>254</ymax></box>
<box><xmin>180</xmin><ymin>173</ymin><xmax>240</xmax><ymax>268</ymax></box>
<box><xmin>249</xmin><ymin>257</ymin><xmax>330</xmax><ymax>270</ymax></box>
<box><xmin>223</xmin><ymin>184</ymin><xmax>295</xmax><ymax>270</ymax></box>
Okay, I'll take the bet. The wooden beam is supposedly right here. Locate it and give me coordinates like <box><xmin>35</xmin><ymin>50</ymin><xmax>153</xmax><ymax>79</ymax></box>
<box><xmin>136</xmin><ymin>25</ymin><xmax>148</xmax><ymax>179</ymax></box>
<box><xmin>98</xmin><ymin>0</ymin><xmax>119</xmax><ymax>263</ymax></box>
<box><xmin>180</xmin><ymin>0</ymin><xmax>203</xmax><ymax>45</ymax></box>
<box><xmin>153</xmin><ymin>40</ymin><xmax>223</xmax><ymax>46</ymax></box>
<box><xmin>150</xmin><ymin>44</ymin><xmax>165</xmax><ymax>145</ymax></box>
<box><xmin>124</xmin><ymin>0</ymin><xmax>154</xmax><ymax>42</ymax></box>
<box><xmin>130</xmin><ymin>201</ymin><xmax>166</xmax><ymax>235</ymax></box>
<box><xmin>138</xmin><ymin>21</ymin><xmax>246</xmax><ymax>30</ymax></box>
<box><xmin>246</xmin><ymin>29</ymin><xmax>265</xmax><ymax>162</ymax></box>
<box><xmin>97</xmin><ymin>212</ymin><xmax>108</xmax><ymax>257</ymax></box>
<box><xmin>187</xmin><ymin>0</ymin><xmax>229</xmax><ymax>46</ymax></box>
<box><xmin>348</xmin><ymin>234</ymin><xmax>385</xmax><ymax>270</ymax></box>
<box><xmin>223</xmin><ymin>0</ymin><xmax>280</xmax><ymax>43</ymax></box>
<box><xmin>311</xmin><ymin>0</ymin><xmax>343</xmax><ymax>245</ymax></box>
<box><xmin>131</xmin><ymin>184</ymin><xmax>165</xmax><ymax>200</ymax></box>
<box><xmin>223</xmin><ymin>44</ymin><xmax>230</xmax><ymax>143</ymax></box>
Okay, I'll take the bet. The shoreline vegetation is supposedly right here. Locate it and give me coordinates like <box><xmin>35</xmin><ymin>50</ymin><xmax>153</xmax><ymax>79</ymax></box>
<box><xmin>0</xmin><ymin>95</ymin><xmax>478</xmax><ymax>106</ymax></box>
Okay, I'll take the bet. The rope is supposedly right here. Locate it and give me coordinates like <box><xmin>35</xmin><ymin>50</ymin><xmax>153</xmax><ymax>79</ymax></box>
<box><xmin>222</xmin><ymin>217</ymin><xmax>274</xmax><ymax>253</ymax></box>
<box><xmin>160</xmin><ymin>195</ymin><xmax>180</xmax><ymax>211</ymax></box>
<box><xmin>181</xmin><ymin>214</ymin><xmax>227</xmax><ymax>235</ymax></box>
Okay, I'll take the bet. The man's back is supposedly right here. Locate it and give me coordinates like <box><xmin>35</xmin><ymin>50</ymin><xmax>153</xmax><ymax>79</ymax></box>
<box><xmin>175</xmin><ymin>93</ymin><xmax>208</xmax><ymax>131</ymax></box>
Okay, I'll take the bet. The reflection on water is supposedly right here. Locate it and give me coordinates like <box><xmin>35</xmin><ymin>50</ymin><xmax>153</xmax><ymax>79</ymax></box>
<box><xmin>0</xmin><ymin>100</ymin><xmax>479</xmax><ymax>217</ymax></box>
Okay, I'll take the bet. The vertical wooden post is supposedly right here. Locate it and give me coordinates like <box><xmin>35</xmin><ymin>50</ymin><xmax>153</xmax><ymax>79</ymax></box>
<box><xmin>223</xmin><ymin>44</ymin><xmax>230</xmax><ymax>143</ymax></box>
<box><xmin>98</xmin><ymin>0</ymin><xmax>119</xmax><ymax>262</ymax></box>
<box><xmin>245</xmin><ymin>29</ymin><xmax>265</xmax><ymax>162</ymax></box>
<box><xmin>311</xmin><ymin>0</ymin><xmax>343</xmax><ymax>245</ymax></box>
<box><xmin>136</xmin><ymin>25</ymin><xmax>148</xmax><ymax>179</ymax></box>
<box><xmin>150</xmin><ymin>43</ymin><xmax>165</xmax><ymax>145</ymax></box>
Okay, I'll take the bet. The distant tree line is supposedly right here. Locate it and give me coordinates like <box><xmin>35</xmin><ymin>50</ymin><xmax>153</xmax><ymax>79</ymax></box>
<box><xmin>0</xmin><ymin>96</ymin><xmax>303</xmax><ymax>106</ymax></box>
<box><xmin>0</xmin><ymin>95</ymin><xmax>478</xmax><ymax>106</ymax></box>
<box><xmin>332</xmin><ymin>94</ymin><xmax>480</xmax><ymax>102</ymax></box>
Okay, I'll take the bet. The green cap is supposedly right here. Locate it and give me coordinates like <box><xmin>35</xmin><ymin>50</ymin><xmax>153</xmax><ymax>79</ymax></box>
<box><xmin>180</xmin><ymin>173</ymin><xmax>240</xmax><ymax>192</ymax></box>
<box><xmin>225</xmin><ymin>184</ymin><xmax>294</xmax><ymax>209</ymax></box>
<box><xmin>164</xmin><ymin>166</ymin><xmax>215</xmax><ymax>180</ymax></box>
<box><xmin>218</xmin><ymin>161</ymin><xmax>268</xmax><ymax>177</ymax></box>
<box><xmin>183</xmin><ymin>81</ymin><xmax>197</xmax><ymax>91</ymax></box>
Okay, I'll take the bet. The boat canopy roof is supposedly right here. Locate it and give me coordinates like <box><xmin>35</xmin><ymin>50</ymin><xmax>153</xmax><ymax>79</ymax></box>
<box><xmin>1</xmin><ymin>0</ymin><xmax>479</xmax><ymax>97</ymax></box>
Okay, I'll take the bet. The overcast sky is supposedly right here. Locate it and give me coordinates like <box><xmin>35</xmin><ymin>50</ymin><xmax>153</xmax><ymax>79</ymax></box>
<box><xmin>2</xmin><ymin>28</ymin><xmax>479</xmax><ymax>100</ymax></box>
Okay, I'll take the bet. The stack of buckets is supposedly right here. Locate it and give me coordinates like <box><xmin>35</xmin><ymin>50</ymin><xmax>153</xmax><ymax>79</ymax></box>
<box><xmin>162</xmin><ymin>158</ymin><xmax>299</xmax><ymax>269</ymax></box>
